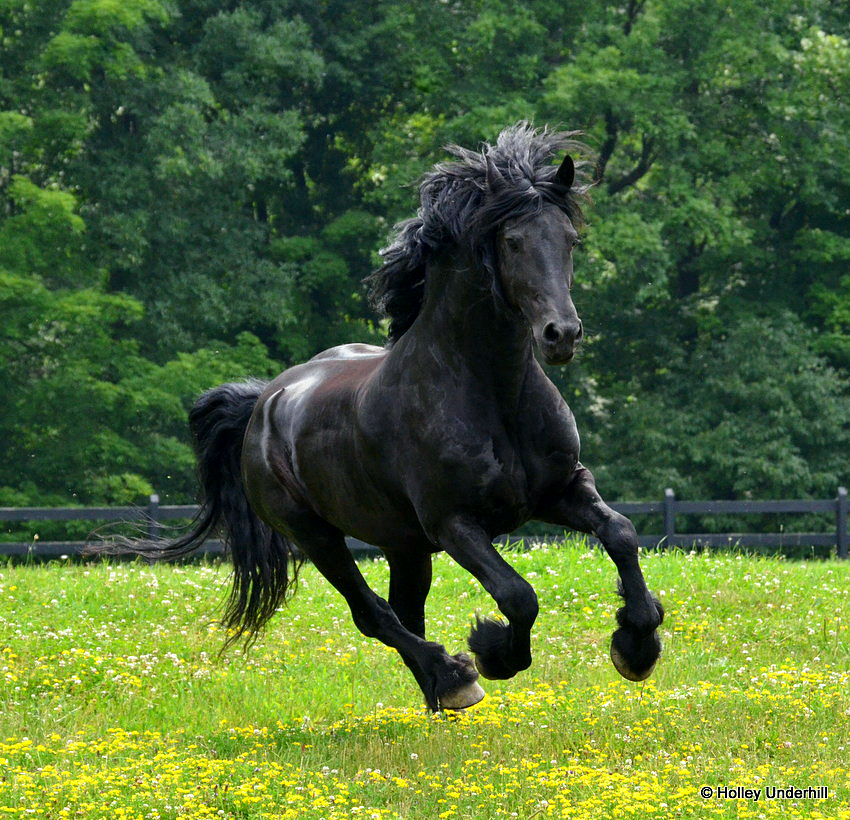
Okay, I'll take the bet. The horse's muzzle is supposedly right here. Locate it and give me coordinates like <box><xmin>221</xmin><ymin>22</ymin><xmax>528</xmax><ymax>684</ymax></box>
<box><xmin>539</xmin><ymin>319</ymin><xmax>582</xmax><ymax>364</ymax></box>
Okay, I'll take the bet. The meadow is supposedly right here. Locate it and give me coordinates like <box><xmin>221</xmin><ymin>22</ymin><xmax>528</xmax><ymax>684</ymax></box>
<box><xmin>1</xmin><ymin>540</ymin><xmax>848</xmax><ymax>819</ymax></box>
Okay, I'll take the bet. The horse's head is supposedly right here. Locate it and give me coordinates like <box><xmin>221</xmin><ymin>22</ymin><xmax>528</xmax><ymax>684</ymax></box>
<box><xmin>496</xmin><ymin>156</ymin><xmax>583</xmax><ymax>365</ymax></box>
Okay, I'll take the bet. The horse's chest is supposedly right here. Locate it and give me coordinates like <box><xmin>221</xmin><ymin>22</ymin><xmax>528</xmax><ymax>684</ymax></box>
<box><xmin>432</xmin><ymin>431</ymin><xmax>532</xmax><ymax>523</ymax></box>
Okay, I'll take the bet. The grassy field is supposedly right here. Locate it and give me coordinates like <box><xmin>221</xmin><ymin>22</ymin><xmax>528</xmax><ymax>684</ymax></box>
<box><xmin>1</xmin><ymin>540</ymin><xmax>849</xmax><ymax>818</ymax></box>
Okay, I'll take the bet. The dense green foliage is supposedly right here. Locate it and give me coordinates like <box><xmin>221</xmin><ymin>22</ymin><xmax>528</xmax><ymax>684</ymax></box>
<box><xmin>1</xmin><ymin>0</ymin><xmax>848</xmax><ymax>509</ymax></box>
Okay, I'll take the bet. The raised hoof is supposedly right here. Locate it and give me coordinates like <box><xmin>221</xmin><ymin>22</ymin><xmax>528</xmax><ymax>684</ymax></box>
<box><xmin>468</xmin><ymin>616</ymin><xmax>522</xmax><ymax>680</ymax></box>
<box><xmin>473</xmin><ymin>653</ymin><xmax>515</xmax><ymax>681</ymax></box>
<box><xmin>610</xmin><ymin>643</ymin><xmax>656</xmax><ymax>682</ymax></box>
<box><xmin>439</xmin><ymin>680</ymin><xmax>486</xmax><ymax>711</ymax></box>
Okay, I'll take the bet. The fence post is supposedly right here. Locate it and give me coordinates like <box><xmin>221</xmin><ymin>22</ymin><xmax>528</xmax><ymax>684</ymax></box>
<box><xmin>838</xmin><ymin>487</ymin><xmax>848</xmax><ymax>559</ymax></box>
<box><xmin>147</xmin><ymin>493</ymin><xmax>161</xmax><ymax>541</ymax></box>
<box><xmin>663</xmin><ymin>488</ymin><xmax>675</xmax><ymax>549</ymax></box>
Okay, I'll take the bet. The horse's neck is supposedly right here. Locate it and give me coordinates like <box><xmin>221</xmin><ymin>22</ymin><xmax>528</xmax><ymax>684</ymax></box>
<box><xmin>403</xmin><ymin>253</ymin><xmax>534</xmax><ymax>402</ymax></box>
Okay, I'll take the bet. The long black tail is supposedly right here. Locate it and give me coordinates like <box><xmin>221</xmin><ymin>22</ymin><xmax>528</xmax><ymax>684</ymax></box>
<box><xmin>88</xmin><ymin>379</ymin><xmax>302</xmax><ymax>648</ymax></box>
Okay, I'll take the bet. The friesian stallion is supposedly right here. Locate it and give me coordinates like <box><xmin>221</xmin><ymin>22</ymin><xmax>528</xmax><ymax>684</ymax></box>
<box><xmin>95</xmin><ymin>124</ymin><xmax>664</xmax><ymax>710</ymax></box>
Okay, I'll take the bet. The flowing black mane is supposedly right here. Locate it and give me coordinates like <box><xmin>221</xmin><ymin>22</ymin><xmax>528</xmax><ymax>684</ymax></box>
<box><xmin>367</xmin><ymin>123</ymin><xmax>590</xmax><ymax>343</ymax></box>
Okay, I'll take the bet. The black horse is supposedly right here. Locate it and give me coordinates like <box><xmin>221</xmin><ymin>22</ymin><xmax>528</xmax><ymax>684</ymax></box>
<box><xmin>99</xmin><ymin>124</ymin><xmax>663</xmax><ymax>711</ymax></box>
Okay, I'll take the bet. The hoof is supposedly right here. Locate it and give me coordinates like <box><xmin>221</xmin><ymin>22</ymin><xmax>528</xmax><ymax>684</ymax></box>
<box><xmin>610</xmin><ymin>643</ymin><xmax>656</xmax><ymax>681</ymax></box>
<box><xmin>473</xmin><ymin>653</ymin><xmax>515</xmax><ymax>681</ymax></box>
<box><xmin>439</xmin><ymin>680</ymin><xmax>486</xmax><ymax>710</ymax></box>
<box><xmin>468</xmin><ymin>616</ymin><xmax>523</xmax><ymax>680</ymax></box>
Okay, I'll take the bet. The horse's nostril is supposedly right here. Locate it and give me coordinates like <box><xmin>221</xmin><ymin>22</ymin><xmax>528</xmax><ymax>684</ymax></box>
<box><xmin>542</xmin><ymin>323</ymin><xmax>562</xmax><ymax>344</ymax></box>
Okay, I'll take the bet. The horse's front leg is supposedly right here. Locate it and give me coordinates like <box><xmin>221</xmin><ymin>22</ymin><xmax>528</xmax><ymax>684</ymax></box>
<box><xmin>542</xmin><ymin>464</ymin><xmax>664</xmax><ymax>681</ymax></box>
<box><xmin>432</xmin><ymin>516</ymin><xmax>539</xmax><ymax>680</ymax></box>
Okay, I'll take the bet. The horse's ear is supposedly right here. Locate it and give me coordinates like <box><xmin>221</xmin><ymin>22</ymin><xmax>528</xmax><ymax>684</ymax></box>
<box><xmin>555</xmin><ymin>154</ymin><xmax>575</xmax><ymax>189</ymax></box>
<box><xmin>485</xmin><ymin>154</ymin><xmax>507</xmax><ymax>193</ymax></box>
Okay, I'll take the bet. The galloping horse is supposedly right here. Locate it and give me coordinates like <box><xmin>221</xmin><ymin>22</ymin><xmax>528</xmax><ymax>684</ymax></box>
<box><xmin>100</xmin><ymin>124</ymin><xmax>663</xmax><ymax>710</ymax></box>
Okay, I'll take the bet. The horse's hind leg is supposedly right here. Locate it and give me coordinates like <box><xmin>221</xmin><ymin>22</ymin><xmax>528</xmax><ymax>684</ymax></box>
<box><xmin>385</xmin><ymin>548</ymin><xmax>483</xmax><ymax>705</ymax></box>
<box><xmin>542</xmin><ymin>465</ymin><xmax>664</xmax><ymax>681</ymax></box>
<box><xmin>386</xmin><ymin>548</ymin><xmax>432</xmax><ymax>638</ymax></box>
<box><xmin>294</xmin><ymin>522</ymin><xmax>482</xmax><ymax>711</ymax></box>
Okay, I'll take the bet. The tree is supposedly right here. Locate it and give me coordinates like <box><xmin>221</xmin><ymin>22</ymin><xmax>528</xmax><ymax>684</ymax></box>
<box><xmin>0</xmin><ymin>1</ymin><xmax>284</xmax><ymax>506</ymax></box>
<box><xmin>1</xmin><ymin>0</ymin><xmax>848</xmax><ymax>510</ymax></box>
<box><xmin>534</xmin><ymin>0</ymin><xmax>850</xmax><ymax>501</ymax></box>
<box><xmin>582</xmin><ymin>310</ymin><xmax>850</xmax><ymax>500</ymax></box>
<box><xmin>0</xmin><ymin>173</ymin><xmax>280</xmax><ymax>507</ymax></box>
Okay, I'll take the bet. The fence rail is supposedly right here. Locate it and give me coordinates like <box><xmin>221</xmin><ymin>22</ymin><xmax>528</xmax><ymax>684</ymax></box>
<box><xmin>1</xmin><ymin>487</ymin><xmax>847</xmax><ymax>559</ymax></box>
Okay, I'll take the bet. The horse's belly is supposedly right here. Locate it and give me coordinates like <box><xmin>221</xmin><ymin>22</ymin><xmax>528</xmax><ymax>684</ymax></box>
<box><xmin>303</xmin><ymin>454</ymin><xmax>428</xmax><ymax>547</ymax></box>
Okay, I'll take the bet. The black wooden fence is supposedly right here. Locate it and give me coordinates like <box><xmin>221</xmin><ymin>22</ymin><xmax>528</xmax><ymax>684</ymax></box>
<box><xmin>1</xmin><ymin>487</ymin><xmax>847</xmax><ymax>559</ymax></box>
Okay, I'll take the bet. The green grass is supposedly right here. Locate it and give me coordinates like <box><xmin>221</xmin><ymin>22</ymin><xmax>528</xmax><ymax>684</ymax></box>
<box><xmin>1</xmin><ymin>540</ymin><xmax>849</xmax><ymax>818</ymax></box>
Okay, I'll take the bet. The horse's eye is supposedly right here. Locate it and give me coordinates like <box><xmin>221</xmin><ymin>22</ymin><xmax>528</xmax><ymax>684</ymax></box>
<box><xmin>571</xmin><ymin>238</ymin><xmax>582</xmax><ymax>250</ymax></box>
<box><xmin>505</xmin><ymin>237</ymin><xmax>521</xmax><ymax>253</ymax></box>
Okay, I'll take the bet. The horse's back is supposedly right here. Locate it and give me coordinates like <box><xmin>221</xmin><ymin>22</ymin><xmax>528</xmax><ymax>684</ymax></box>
<box><xmin>311</xmin><ymin>343</ymin><xmax>386</xmax><ymax>362</ymax></box>
<box><xmin>248</xmin><ymin>342</ymin><xmax>386</xmax><ymax>450</ymax></box>
<box><xmin>260</xmin><ymin>343</ymin><xmax>385</xmax><ymax>406</ymax></box>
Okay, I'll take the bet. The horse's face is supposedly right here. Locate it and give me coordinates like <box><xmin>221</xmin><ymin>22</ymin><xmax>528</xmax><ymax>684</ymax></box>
<box><xmin>498</xmin><ymin>204</ymin><xmax>583</xmax><ymax>365</ymax></box>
